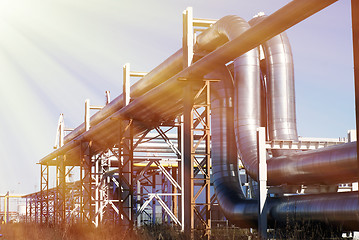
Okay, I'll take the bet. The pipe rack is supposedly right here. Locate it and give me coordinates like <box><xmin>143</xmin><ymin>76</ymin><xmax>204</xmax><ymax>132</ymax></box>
<box><xmin>29</xmin><ymin>0</ymin><xmax>359</xmax><ymax>238</ymax></box>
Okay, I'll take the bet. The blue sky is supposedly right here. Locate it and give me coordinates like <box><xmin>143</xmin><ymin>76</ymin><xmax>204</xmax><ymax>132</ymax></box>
<box><xmin>0</xmin><ymin>0</ymin><xmax>354</xmax><ymax>194</ymax></box>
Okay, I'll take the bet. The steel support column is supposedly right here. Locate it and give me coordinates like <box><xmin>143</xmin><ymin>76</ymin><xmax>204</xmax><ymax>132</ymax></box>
<box><xmin>56</xmin><ymin>157</ymin><xmax>66</xmax><ymax>225</ymax></box>
<box><xmin>64</xmin><ymin>166</ymin><xmax>76</xmax><ymax>223</ymax></box>
<box><xmin>40</xmin><ymin>164</ymin><xmax>49</xmax><ymax>224</ymax></box>
<box><xmin>93</xmin><ymin>151</ymin><xmax>116</xmax><ymax>226</ymax></box>
<box><xmin>117</xmin><ymin>119</ymin><xmax>134</xmax><ymax>227</ymax></box>
<box><xmin>191</xmin><ymin>81</ymin><xmax>211</xmax><ymax>239</ymax></box>
<box><xmin>257</xmin><ymin>127</ymin><xmax>267</xmax><ymax>240</ymax></box>
<box><xmin>182</xmin><ymin>6</ymin><xmax>194</xmax><ymax>237</ymax></box>
<box><xmin>181</xmin><ymin>79</ymin><xmax>213</xmax><ymax>238</ymax></box>
<box><xmin>80</xmin><ymin>141</ymin><xmax>93</xmax><ymax>224</ymax></box>
<box><xmin>351</xmin><ymin>0</ymin><xmax>359</xmax><ymax>199</ymax></box>
<box><xmin>182</xmin><ymin>81</ymin><xmax>193</xmax><ymax>237</ymax></box>
<box><xmin>48</xmin><ymin>189</ymin><xmax>56</xmax><ymax>223</ymax></box>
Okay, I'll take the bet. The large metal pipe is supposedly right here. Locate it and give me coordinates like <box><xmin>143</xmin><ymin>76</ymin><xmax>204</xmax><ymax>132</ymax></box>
<box><xmin>210</xmin><ymin>64</ymin><xmax>359</xmax><ymax>229</ymax></box>
<box><xmin>273</xmin><ymin>191</ymin><xmax>359</xmax><ymax>230</ymax></box>
<box><xmin>210</xmin><ymin>63</ymin><xmax>258</xmax><ymax>226</ymax></box>
<box><xmin>250</xmin><ymin>15</ymin><xmax>299</xmax><ymax>157</ymax></box>
<box><xmin>238</xmin><ymin>14</ymin><xmax>357</xmax><ymax>186</ymax></box>
<box><xmin>63</xmin><ymin>49</ymin><xmax>184</xmax><ymax>144</ymax></box>
<box><xmin>268</xmin><ymin>141</ymin><xmax>358</xmax><ymax>185</ymax></box>
<box><xmin>193</xmin><ymin>14</ymin><xmax>261</xmax><ymax>182</ymax></box>
<box><xmin>204</xmin><ymin>2</ymin><xmax>359</xmax><ymax>229</ymax></box>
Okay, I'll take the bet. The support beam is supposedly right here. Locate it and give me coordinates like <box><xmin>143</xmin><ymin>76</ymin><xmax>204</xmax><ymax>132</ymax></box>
<box><xmin>105</xmin><ymin>91</ymin><xmax>111</xmax><ymax>105</ymax></box>
<box><xmin>182</xmin><ymin>82</ymin><xmax>193</xmax><ymax>236</ymax></box>
<box><xmin>182</xmin><ymin>7</ymin><xmax>212</xmax><ymax>238</ymax></box>
<box><xmin>80</xmin><ymin>141</ymin><xmax>93</xmax><ymax>224</ymax></box>
<box><xmin>54</xmin><ymin>114</ymin><xmax>64</xmax><ymax>149</ymax></box>
<box><xmin>123</xmin><ymin>63</ymin><xmax>131</xmax><ymax>106</ymax></box>
<box><xmin>351</xmin><ymin>0</ymin><xmax>359</xmax><ymax>200</ymax></box>
<box><xmin>182</xmin><ymin>6</ymin><xmax>194</xmax><ymax>238</ymax></box>
<box><xmin>40</xmin><ymin>164</ymin><xmax>49</xmax><ymax>224</ymax></box>
<box><xmin>183</xmin><ymin>7</ymin><xmax>194</xmax><ymax>68</ymax></box>
<box><xmin>56</xmin><ymin>157</ymin><xmax>66</xmax><ymax>225</ymax></box>
<box><xmin>85</xmin><ymin>99</ymin><xmax>90</xmax><ymax>131</ymax></box>
<box><xmin>137</xmin><ymin>180</ymin><xmax>141</xmax><ymax>227</ymax></box>
<box><xmin>4</xmin><ymin>192</ymin><xmax>8</xmax><ymax>224</ymax></box>
<box><xmin>117</xmin><ymin>120</ymin><xmax>134</xmax><ymax>227</ymax></box>
<box><xmin>191</xmin><ymin>81</ymin><xmax>211</xmax><ymax>239</ymax></box>
<box><xmin>257</xmin><ymin>127</ymin><xmax>267</xmax><ymax>240</ymax></box>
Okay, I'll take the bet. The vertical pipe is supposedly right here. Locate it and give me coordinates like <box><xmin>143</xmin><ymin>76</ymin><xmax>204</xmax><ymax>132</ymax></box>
<box><xmin>352</xmin><ymin>0</ymin><xmax>359</xmax><ymax>200</ymax></box>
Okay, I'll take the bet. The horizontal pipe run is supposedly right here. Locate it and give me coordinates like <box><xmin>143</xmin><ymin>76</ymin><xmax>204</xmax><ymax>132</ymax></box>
<box><xmin>268</xmin><ymin>141</ymin><xmax>358</xmax><ymax>185</ymax></box>
<box><xmin>63</xmin><ymin>49</ymin><xmax>184</xmax><ymax>144</ymax></box>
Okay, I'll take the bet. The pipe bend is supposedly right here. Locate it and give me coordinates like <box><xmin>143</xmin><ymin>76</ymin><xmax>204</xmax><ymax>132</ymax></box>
<box><xmin>250</xmin><ymin>15</ymin><xmax>298</xmax><ymax>157</ymax></box>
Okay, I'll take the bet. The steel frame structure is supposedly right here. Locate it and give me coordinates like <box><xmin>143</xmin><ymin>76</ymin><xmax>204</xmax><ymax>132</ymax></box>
<box><xmin>182</xmin><ymin>79</ymin><xmax>212</xmax><ymax>238</ymax></box>
<box><xmin>133</xmin><ymin>124</ymin><xmax>182</xmax><ymax>226</ymax></box>
<box><xmin>27</xmin><ymin>128</ymin><xmax>349</xmax><ymax>228</ymax></box>
<box><xmin>27</xmin><ymin>7</ymin><xmax>218</xmax><ymax>234</ymax></box>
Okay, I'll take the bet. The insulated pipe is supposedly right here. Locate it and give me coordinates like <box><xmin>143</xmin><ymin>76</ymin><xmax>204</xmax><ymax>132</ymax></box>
<box><xmin>233</xmin><ymin>33</ymin><xmax>261</xmax><ymax>182</ymax></box>
<box><xmin>273</xmin><ymin>191</ymin><xmax>359</xmax><ymax>230</ymax></box>
<box><xmin>250</xmin><ymin>15</ymin><xmax>299</xmax><ymax>157</ymax></box>
<box><xmin>267</xmin><ymin>141</ymin><xmax>358</xmax><ymax>185</ymax></box>
<box><xmin>210</xmin><ymin>66</ymin><xmax>359</xmax><ymax>229</ymax></box>
<box><xmin>210</xmin><ymin>65</ymin><xmax>258</xmax><ymax>226</ymax></box>
<box><xmin>195</xmin><ymin>15</ymin><xmax>261</xmax><ymax>182</ymax></box>
<box><xmin>63</xmin><ymin>49</ymin><xmax>184</xmax><ymax>144</ymax></box>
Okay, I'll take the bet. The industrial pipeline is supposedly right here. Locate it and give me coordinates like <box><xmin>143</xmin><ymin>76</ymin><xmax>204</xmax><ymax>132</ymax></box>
<box><xmin>40</xmin><ymin>0</ymin><xmax>359</xmax><ymax>229</ymax></box>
